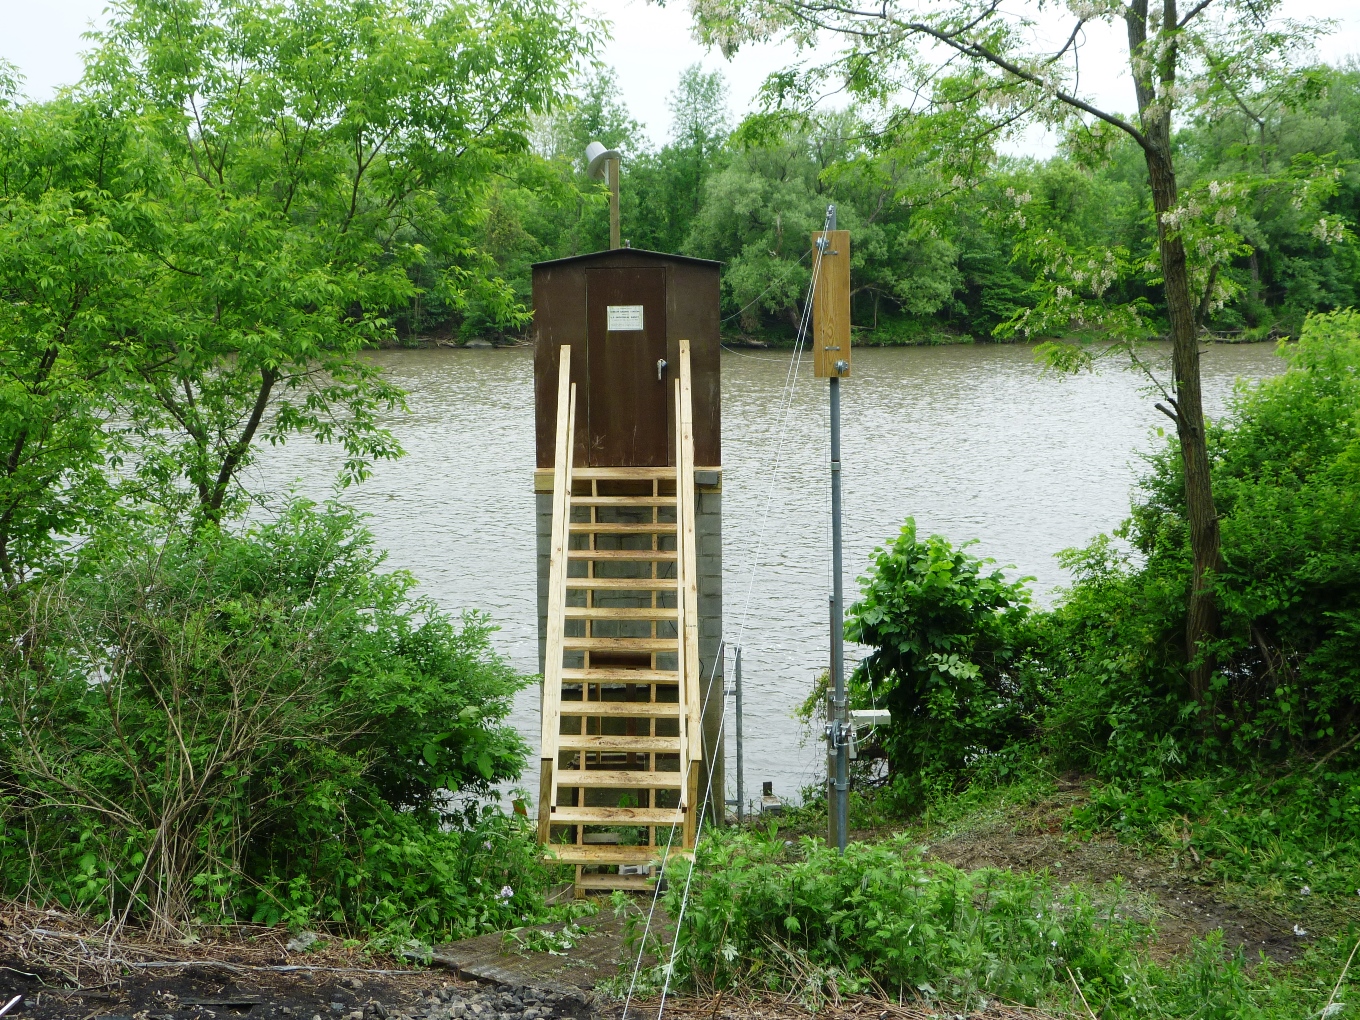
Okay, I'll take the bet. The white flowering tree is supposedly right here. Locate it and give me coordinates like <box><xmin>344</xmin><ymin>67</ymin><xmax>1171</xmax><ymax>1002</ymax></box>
<box><xmin>689</xmin><ymin>0</ymin><xmax>1344</xmax><ymax>698</ymax></box>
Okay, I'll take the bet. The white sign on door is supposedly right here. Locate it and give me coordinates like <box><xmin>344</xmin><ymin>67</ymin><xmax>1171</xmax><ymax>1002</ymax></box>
<box><xmin>606</xmin><ymin>305</ymin><xmax>645</xmax><ymax>331</ymax></box>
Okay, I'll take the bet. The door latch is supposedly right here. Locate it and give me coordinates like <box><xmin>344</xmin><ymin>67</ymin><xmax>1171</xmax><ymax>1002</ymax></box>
<box><xmin>657</xmin><ymin>358</ymin><xmax>668</xmax><ymax>381</ymax></box>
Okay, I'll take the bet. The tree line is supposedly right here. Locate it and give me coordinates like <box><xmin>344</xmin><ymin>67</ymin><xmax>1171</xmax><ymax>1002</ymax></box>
<box><xmin>451</xmin><ymin>61</ymin><xmax>1360</xmax><ymax>349</ymax></box>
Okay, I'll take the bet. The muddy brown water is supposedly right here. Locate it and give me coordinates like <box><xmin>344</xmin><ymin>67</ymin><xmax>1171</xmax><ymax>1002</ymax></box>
<box><xmin>245</xmin><ymin>342</ymin><xmax>1286</xmax><ymax>809</ymax></box>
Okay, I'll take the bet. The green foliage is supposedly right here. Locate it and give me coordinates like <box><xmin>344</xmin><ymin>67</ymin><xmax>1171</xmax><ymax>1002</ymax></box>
<box><xmin>1073</xmin><ymin>767</ymin><xmax>1360</xmax><ymax>901</ymax></box>
<box><xmin>0</xmin><ymin>0</ymin><xmax>591</xmax><ymax>572</ymax></box>
<box><xmin>1038</xmin><ymin>310</ymin><xmax>1360</xmax><ymax>770</ymax></box>
<box><xmin>655</xmin><ymin>820</ymin><xmax>1360</xmax><ymax>1017</ymax></box>
<box><xmin>655</xmin><ymin>829</ymin><xmax>1140</xmax><ymax>1008</ymax></box>
<box><xmin>844</xmin><ymin>519</ymin><xmax>1036</xmax><ymax>803</ymax></box>
<box><xmin>0</xmin><ymin>501</ymin><xmax>541</xmax><ymax>938</ymax></box>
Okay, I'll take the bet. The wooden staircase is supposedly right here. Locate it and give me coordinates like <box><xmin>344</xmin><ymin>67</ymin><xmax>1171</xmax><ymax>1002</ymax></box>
<box><xmin>537</xmin><ymin>340</ymin><xmax>703</xmax><ymax>894</ymax></box>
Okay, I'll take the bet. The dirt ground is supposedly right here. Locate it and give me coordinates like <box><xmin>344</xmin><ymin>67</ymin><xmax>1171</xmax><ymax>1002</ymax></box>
<box><xmin>0</xmin><ymin>904</ymin><xmax>1055</xmax><ymax>1020</ymax></box>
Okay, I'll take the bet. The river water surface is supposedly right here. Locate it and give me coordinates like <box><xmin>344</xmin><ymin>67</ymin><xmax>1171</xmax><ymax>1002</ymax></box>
<box><xmin>247</xmin><ymin>342</ymin><xmax>1285</xmax><ymax>808</ymax></box>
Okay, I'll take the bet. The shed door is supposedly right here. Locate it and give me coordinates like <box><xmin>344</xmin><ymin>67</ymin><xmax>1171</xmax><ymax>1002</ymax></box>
<box><xmin>585</xmin><ymin>268</ymin><xmax>670</xmax><ymax>466</ymax></box>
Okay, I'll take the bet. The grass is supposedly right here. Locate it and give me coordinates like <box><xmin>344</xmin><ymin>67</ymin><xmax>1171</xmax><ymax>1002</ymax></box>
<box><xmin>666</xmin><ymin>763</ymin><xmax>1360</xmax><ymax>1018</ymax></box>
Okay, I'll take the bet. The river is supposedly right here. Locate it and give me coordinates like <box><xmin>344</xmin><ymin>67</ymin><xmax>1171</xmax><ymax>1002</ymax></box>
<box><xmin>246</xmin><ymin>341</ymin><xmax>1286</xmax><ymax>809</ymax></box>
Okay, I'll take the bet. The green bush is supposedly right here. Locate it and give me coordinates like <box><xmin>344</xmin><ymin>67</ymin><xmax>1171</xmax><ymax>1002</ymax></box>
<box><xmin>652</xmin><ymin>828</ymin><xmax>1145</xmax><ymax>1010</ymax></box>
<box><xmin>844</xmin><ymin>520</ymin><xmax>1038</xmax><ymax>804</ymax></box>
<box><xmin>652</xmin><ymin>827</ymin><xmax>1360</xmax><ymax>1017</ymax></box>
<box><xmin>1039</xmin><ymin>309</ymin><xmax>1360</xmax><ymax>771</ymax></box>
<box><xmin>0</xmin><ymin>501</ymin><xmax>544</xmax><ymax>939</ymax></box>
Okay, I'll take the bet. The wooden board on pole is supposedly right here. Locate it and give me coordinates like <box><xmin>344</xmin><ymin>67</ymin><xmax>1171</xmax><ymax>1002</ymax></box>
<box><xmin>811</xmin><ymin>230</ymin><xmax>851</xmax><ymax>378</ymax></box>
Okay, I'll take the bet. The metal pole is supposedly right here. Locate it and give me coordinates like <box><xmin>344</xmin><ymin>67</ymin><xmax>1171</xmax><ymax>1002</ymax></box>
<box><xmin>735</xmin><ymin>646</ymin><xmax>744</xmax><ymax>824</ymax></box>
<box><xmin>830</xmin><ymin>375</ymin><xmax>848</xmax><ymax>853</ymax></box>
<box><xmin>608</xmin><ymin>157</ymin><xmax>621</xmax><ymax>249</ymax></box>
<box><xmin>826</xmin><ymin>202</ymin><xmax>849</xmax><ymax>854</ymax></box>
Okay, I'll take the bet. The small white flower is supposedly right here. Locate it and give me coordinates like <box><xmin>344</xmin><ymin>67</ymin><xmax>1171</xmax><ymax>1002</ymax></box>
<box><xmin>498</xmin><ymin>885</ymin><xmax>515</xmax><ymax>901</ymax></box>
<box><xmin>1301</xmin><ymin>886</ymin><xmax>1312</xmax><ymax>896</ymax></box>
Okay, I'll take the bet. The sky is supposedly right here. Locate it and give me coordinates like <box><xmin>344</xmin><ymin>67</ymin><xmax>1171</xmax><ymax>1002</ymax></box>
<box><xmin>2</xmin><ymin>0</ymin><xmax>1359</xmax><ymax>157</ymax></box>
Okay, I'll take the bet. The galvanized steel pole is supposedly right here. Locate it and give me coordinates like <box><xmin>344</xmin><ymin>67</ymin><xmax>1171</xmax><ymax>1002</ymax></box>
<box><xmin>826</xmin><ymin>203</ymin><xmax>849</xmax><ymax>854</ymax></box>
<box><xmin>735</xmin><ymin>646</ymin><xmax>744</xmax><ymax>824</ymax></box>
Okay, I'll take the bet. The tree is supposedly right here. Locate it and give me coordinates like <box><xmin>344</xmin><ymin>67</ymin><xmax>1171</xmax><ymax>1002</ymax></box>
<box><xmin>690</xmin><ymin>0</ymin><xmax>1331</xmax><ymax>696</ymax></box>
<box><xmin>87</xmin><ymin>0</ymin><xmax>590</xmax><ymax>522</ymax></box>
<box><xmin>0</xmin><ymin>76</ymin><xmax>158</xmax><ymax>585</ymax></box>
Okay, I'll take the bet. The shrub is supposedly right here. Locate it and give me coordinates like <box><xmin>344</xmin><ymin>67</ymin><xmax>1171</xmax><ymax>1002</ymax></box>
<box><xmin>844</xmin><ymin>520</ymin><xmax>1038</xmax><ymax>804</ymax></box>
<box><xmin>652</xmin><ymin>828</ymin><xmax>1143</xmax><ymax>1010</ymax></box>
<box><xmin>1040</xmin><ymin>309</ymin><xmax>1360</xmax><ymax>771</ymax></box>
<box><xmin>0</xmin><ymin>501</ymin><xmax>542</xmax><ymax>939</ymax></box>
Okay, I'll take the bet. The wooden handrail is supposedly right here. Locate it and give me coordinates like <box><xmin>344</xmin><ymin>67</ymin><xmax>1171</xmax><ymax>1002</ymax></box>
<box><xmin>537</xmin><ymin>347</ymin><xmax>574</xmax><ymax>844</ymax></box>
<box><xmin>676</xmin><ymin>337</ymin><xmax>702</xmax><ymax>844</ymax></box>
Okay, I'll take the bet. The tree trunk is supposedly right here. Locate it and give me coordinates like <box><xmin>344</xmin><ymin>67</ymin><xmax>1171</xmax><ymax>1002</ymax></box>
<box><xmin>1126</xmin><ymin>0</ymin><xmax>1222</xmax><ymax>701</ymax></box>
<box><xmin>1247</xmin><ymin>248</ymin><xmax>1260</xmax><ymax>327</ymax></box>
<box><xmin>1144</xmin><ymin>142</ymin><xmax>1222</xmax><ymax>702</ymax></box>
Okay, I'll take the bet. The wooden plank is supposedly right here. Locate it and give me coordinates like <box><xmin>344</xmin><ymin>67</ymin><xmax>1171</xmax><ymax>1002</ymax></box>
<box><xmin>677</xmin><ymin>338</ymin><xmax>703</xmax><ymax>770</ymax></box>
<box><xmin>564</xmin><ymin>607</ymin><xmax>678</xmax><ymax>620</ymax></box>
<box><xmin>684</xmin><ymin>763</ymin><xmax>699</xmax><ymax>849</ymax></box>
<box><xmin>563</xmin><ymin>552</ymin><xmax>674</xmax><ymax>568</ymax></box>
<box><xmin>565</xmin><ymin>578</ymin><xmax>677</xmax><ymax>590</ymax></box>
<box><xmin>811</xmin><ymin>229</ymin><xmax>851</xmax><ymax>378</ymax></box>
<box><xmin>550</xmin><ymin>806</ymin><xmax>684</xmax><ymax>824</ymax></box>
<box><xmin>542</xmin><ymin>845</ymin><xmax>692</xmax><ymax>865</ymax></box>
<box><xmin>563</xmin><ymin>636</ymin><xmax>678</xmax><ymax>652</ymax></box>
<box><xmin>559</xmin><ymin>701</ymin><xmax>682</xmax><ymax>717</ymax></box>
<box><xmin>562</xmin><ymin>667</ymin><xmax>678</xmax><ymax>682</ymax></box>
<box><xmin>537</xmin><ymin>759</ymin><xmax>554</xmax><ymax>845</ymax></box>
<box><xmin>571</xmin><ymin>495</ymin><xmax>673</xmax><ymax>506</ymax></box>
<box><xmin>571</xmin><ymin>467</ymin><xmax>676</xmax><ymax>479</ymax></box>
<box><xmin>672</xmin><ymin>376</ymin><xmax>691</xmax><ymax>795</ymax></box>
<box><xmin>558</xmin><ymin>735</ymin><xmax>680</xmax><ymax>752</ymax></box>
<box><xmin>575</xmin><ymin>876</ymin><xmax>655</xmax><ymax>892</ymax></box>
<box><xmin>538</xmin><ymin>348</ymin><xmax>574</xmax><ymax>843</ymax></box>
<box><xmin>569</xmin><ymin>523</ymin><xmax>676</xmax><ymax>534</ymax></box>
<box><xmin>546</xmin><ymin>382</ymin><xmax>579</xmax><ymax>823</ymax></box>
<box><xmin>552</xmin><ymin>770</ymin><xmax>684</xmax><ymax>788</ymax></box>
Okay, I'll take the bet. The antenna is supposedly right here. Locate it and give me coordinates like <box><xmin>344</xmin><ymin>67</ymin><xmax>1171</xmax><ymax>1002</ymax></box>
<box><xmin>585</xmin><ymin>140</ymin><xmax>623</xmax><ymax>250</ymax></box>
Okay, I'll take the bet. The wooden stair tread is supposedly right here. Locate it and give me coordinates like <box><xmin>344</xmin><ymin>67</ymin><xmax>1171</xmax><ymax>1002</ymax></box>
<box><xmin>575</xmin><ymin>875</ymin><xmax>655</xmax><ymax>891</ymax></box>
<box><xmin>558</xmin><ymin>734</ymin><xmax>680</xmax><ymax>752</ymax></box>
<box><xmin>567</xmin><ymin>549</ymin><xmax>677</xmax><ymax>561</ymax></box>
<box><xmin>563</xmin><ymin>607</ymin><xmax>678</xmax><ymax>619</ymax></box>
<box><xmin>559</xmin><ymin>701</ymin><xmax>682</xmax><ymax>717</ymax></box>
<box><xmin>562</xmin><ymin>636</ymin><xmax>678</xmax><ymax>651</ymax></box>
<box><xmin>553</xmin><ymin>769</ymin><xmax>683</xmax><ymax>788</ymax></box>
<box><xmin>571</xmin><ymin>467</ymin><xmax>676</xmax><ymax>479</ymax></box>
<box><xmin>549</xmin><ymin>806</ymin><xmax>684</xmax><ymax>824</ymax></box>
<box><xmin>564</xmin><ymin>578</ymin><xmax>677</xmax><ymax>590</ymax></box>
<box><xmin>543</xmin><ymin>845</ymin><xmax>692</xmax><ymax>865</ymax></box>
<box><xmin>569</xmin><ymin>523</ymin><xmax>676</xmax><ymax>534</ymax></box>
<box><xmin>572</xmin><ymin>496</ymin><xmax>675</xmax><ymax>507</ymax></box>
<box><xmin>562</xmin><ymin>667</ymin><xmax>678</xmax><ymax>682</ymax></box>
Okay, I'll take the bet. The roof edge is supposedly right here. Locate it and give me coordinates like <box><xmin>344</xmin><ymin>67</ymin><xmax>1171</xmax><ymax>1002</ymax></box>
<box><xmin>532</xmin><ymin>247</ymin><xmax>721</xmax><ymax>270</ymax></box>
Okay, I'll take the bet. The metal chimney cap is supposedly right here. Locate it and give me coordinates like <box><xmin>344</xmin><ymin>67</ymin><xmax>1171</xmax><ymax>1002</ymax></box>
<box><xmin>585</xmin><ymin>140</ymin><xmax>622</xmax><ymax>180</ymax></box>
